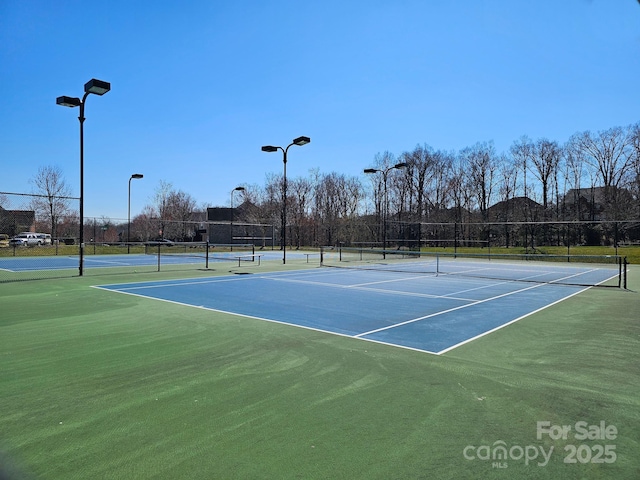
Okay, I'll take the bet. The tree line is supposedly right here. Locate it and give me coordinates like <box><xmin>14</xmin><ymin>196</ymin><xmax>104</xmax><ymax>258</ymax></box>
<box><xmin>11</xmin><ymin>121</ymin><xmax>640</xmax><ymax>248</ymax></box>
<box><xmin>233</xmin><ymin>122</ymin><xmax>640</xmax><ymax>248</ymax></box>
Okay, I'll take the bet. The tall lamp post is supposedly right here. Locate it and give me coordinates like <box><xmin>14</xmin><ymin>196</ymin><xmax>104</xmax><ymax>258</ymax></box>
<box><xmin>128</xmin><ymin>174</ymin><xmax>144</xmax><ymax>253</ymax></box>
<box><xmin>57</xmin><ymin>78</ymin><xmax>111</xmax><ymax>276</ymax></box>
<box><xmin>230</xmin><ymin>186</ymin><xmax>245</xmax><ymax>245</ymax></box>
<box><xmin>364</xmin><ymin>162</ymin><xmax>408</xmax><ymax>255</ymax></box>
<box><xmin>261</xmin><ymin>136</ymin><xmax>310</xmax><ymax>264</ymax></box>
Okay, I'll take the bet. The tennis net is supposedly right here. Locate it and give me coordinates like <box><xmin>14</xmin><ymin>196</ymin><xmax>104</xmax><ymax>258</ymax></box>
<box><xmin>207</xmin><ymin>244</ymin><xmax>257</xmax><ymax>264</ymax></box>
<box><xmin>320</xmin><ymin>246</ymin><xmax>628</xmax><ymax>288</ymax></box>
<box><xmin>144</xmin><ymin>242</ymin><xmax>256</xmax><ymax>269</ymax></box>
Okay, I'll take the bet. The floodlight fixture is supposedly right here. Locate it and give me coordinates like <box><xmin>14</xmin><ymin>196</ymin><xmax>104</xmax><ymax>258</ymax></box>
<box><xmin>56</xmin><ymin>96</ymin><xmax>82</xmax><ymax>107</ymax></box>
<box><xmin>230</xmin><ymin>186</ymin><xmax>246</xmax><ymax>243</ymax></box>
<box><xmin>363</xmin><ymin>162</ymin><xmax>408</xmax><ymax>256</ymax></box>
<box><xmin>56</xmin><ymin>77</ymin><xmax>111</xmax><ymax>275</ymax></box>
<box><xmin>293</xmin><ymin>136</ymin><xmax>310</xmax><ymax>146</ymax></box>
<box><xmin>84</xmin><ymin>79</ymin><xmax>111</xmax><ymax>95</ymax></box>
<box><xmin>261</xmin><ymin>135</ymin><xmax>311</xmax><ymax>264</ymax></box>
<box><xmin>128</xmin><ymin>173</ymin><xmax>144</xmax><ymax>252</ymax></box>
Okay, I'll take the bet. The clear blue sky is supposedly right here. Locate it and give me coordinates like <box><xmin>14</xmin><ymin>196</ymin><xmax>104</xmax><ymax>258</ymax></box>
<box><xmin>1</xmin><ymin>0</ymin><xmax>639</xmax><ymax>220</ymax></box>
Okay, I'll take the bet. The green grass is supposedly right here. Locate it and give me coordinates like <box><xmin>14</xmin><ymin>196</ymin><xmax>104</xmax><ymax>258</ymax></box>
<box><xmin>1</xmin><ymin>262</ymin><xmax>639</xmax><ymax>479</ymax></box>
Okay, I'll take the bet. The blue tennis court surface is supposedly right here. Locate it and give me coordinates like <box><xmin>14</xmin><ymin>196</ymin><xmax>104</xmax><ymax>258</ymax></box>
<box><xmin>0</xmin><ymin>251</ymin><xmax>295</xmax><ymax>272</ymax></box>
<box><xmin>0</xmin><ymin>254</ymin><xmax>165</xmax><ymax>272</ymax></box>
<box><xmin>94</xmin><ymin>266</ymin><xmax>615</xmax><ymax>354</ymax></box>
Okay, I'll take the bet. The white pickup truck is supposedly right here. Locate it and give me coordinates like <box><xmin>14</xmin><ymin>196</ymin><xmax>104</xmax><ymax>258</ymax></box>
<box><xmin>9</xmin><ymin>232</ymin><xmax>51</xmax><ymax>246</ymax></box>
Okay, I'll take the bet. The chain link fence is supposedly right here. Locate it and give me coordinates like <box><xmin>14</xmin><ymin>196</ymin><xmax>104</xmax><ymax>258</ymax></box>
<box><xmin>1</xmin><ymin>192</ymin><xmax>81</xmax><ymax>281</ymax></box>
<box><xmin>0</xmin><ymin>193</ymin><xmax>232</xmax><ymax>282</ymax></box>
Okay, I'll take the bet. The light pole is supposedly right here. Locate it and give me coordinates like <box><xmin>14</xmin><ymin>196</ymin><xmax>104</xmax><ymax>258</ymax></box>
<box><xmin>364</xmin><ymin>162</ymin><xmax>408</xmax><ymax>255</ymax></box>
<box><xmin>230</xmin><ymin>186</ymin><xmax>245</xmax><ymax>245</ymax></box>
<box><xmin>261</xmin><ymin>136</ymin><xmax>310</xmax><ymax>264</ymax></box>
<box><xmin>57</xmin><ymin>78</ymin><xmax>111</xmax><ymax>276</ymax></box>
<box><xmin>128</xmin><ymin>174</ymin><xmax>144</xmax><ymax>253</ymax></box>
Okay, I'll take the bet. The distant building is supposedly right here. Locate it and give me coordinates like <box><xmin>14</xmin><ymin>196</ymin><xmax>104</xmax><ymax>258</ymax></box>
<box><xmin>487</xmin><ymin>196</ymin><xmax>544</xmax><ymax>222</ymax></box>
<box><xmin>0</xmin><ymin>207</ymin><xmax>36</xmax><ymax>236</ymax></box>
<box><xmin>206</xmin><ymin>201</ymin><xmax>274</xmax><ymax>246</ymax></box>
<box><xmin>563</xmin><ymin>186</ymin><xmax>634</xmax><ymax>221</ymax></box>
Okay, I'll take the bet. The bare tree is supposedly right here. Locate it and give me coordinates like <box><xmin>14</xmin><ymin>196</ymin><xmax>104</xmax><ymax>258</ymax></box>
<box><xmin>530</xmin><ymin>138</ymin><xmax>561</xmax><ymax>212</ymax></box>
<box><xmin>131</xmin><ymin>205</ymin><xmax>156</xmax><ymax>242</ymax></box>
<box><xmin>447</xmin><ymin>157</ymin><xmax>464</xmax><ymax>221</ymax></box>
<box><xmin>430</xmin><ymin>150</ymin><xmax>454</xmax><ymax>218</ymax></box>
<box><xmin>289</xmin><ymin>176</ymin><xmax>314</xmax><ymax>248</ymax></box>
<box><xmin>497</xmin><ymin>154</ymin><xmax>518</xmax><ymax>209</ymax></box>
<box><xmin>364</xmin><ymin>151</ymin><xmax>396</xmax><ymax>246</ymax></box>
<box><xmin>569</xmin><ymin>127</ymin><xmax>635</xmax><ymax>220</ymax></box>
<box><xmin>148</xmin><ymin>180</ymin><xmax>197</xmax><ymax>240</ymax></box>
<box><xmin>448</xmin><ymin>154</ymin><xmax>474</xmax><ymax>246</ymax></box>
<box><xmin>402</xmin><ymin>144</ymin><xmax>433</xmax><ymax>221</ymax></box>
<box><xmin>495</xmin><ymin>154</ymin><xmax>518</xmax><ymax>246</ymax></box>
<box><xmin>166</xmin><ymin>190</ymin><xmax>197</xmax><ymax>240</ymax></box>
<box><xmin>510</xmin><ymin>136</ymin><xmax>534</xmax><ymax>201</ymax></box>
<box><xmin>527</xmin><ymin>138</ymin><xmax>562</xmax><ymax>243</ymax></box>
<box><xmin>460</xmin><ymin>142</ymin><xmax>498</xmax><ymax>221</ymax></box>
<box><xmin>401</xmin><ymin>145</ymin><xmax>452</xmax><ymax>224</ymax></box>
<box><xmin>314</xmin><ymin>172</ymin><xmax>364</xmax><ymax>246</ymax></box>
<box><xmin>261</xmin><ymin>172</ymin><xmax>285</xmax><ymax>246</ymax></box>
<box><xmin>29</xmin><ymin>165</ymin><xmax>74</xmax><ymax>239</ymax></box>
<box><xmin>232</xmin><ymin>182</ymin><xmax>270</xmax><ymax>236</ymax></box>
<box><xmin>152</xmin><ymin>180</ymin><xmax>173</xmax><ymax>239</ymax></box>
<box><xmin>510</xmin><ymin>136</ymin><xmax>538</xmax><ymax>248</ymax></box>
<box><xmin>563</xmin><ymin>138</ymin><xmax>590</xmax><ymax>221</ymax></box>
<box><xmin>628</xmin><ymin>123</ymin><xmax>640</xmax><ymax>217</ymax></box>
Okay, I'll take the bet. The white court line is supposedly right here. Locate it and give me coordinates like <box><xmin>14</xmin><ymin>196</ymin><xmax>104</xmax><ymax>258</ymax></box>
<box><xmin>346</xmin><ymin>274</ymin><xmax>436</xmax><ymax>288</ymax></box>
<box><xmin>92</xmin><ymin>283</ymin><xmax>372</xmax><ymax>346</ymax></box>
<box><xmin>264</xmin><ymin>273</ymin><xmax>478</xmax><ymax>302</ymax></box>
<box><xmin>94</xmin><ymin>268</ymin><xmax>324</xmax><ymax>291</ymax></box>
<box><xmin>263</xmin><ymin>265</ymin><xmax>591</xmax><ymax>302</ymax></box>
<box><xmin>94</xmin><ymin>275</ymin><xmax>248</xmax><ymax>292</ymax></box>
<box><xmin>84</xmin><ymin>258</ymin><xmax>133</xmax><ymax>266</ymax></box>
<box><xmin>436</xmin><ymin>286</ymin><xmax>591</xmax><ymax>354</ymax></box>
<box><xmin>92</xmin><ymin>267</ymin><xmax>619</xmax><ymax>356</ymax></box>
<box><xmin>354</xmin><ymin>269</ymin><xmax>600</xmax><ymax>338</ymax></box>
